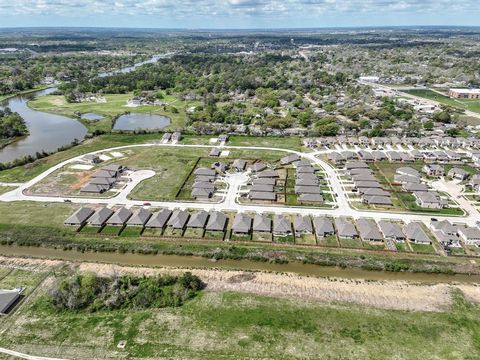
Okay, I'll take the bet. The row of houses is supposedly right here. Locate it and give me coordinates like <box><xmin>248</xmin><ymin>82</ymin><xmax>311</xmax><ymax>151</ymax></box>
<box><xmin>305</xmin><ymin>136</ymin><xmax>480</xmax><ymax>150</ymax></box>
<box><xmin>345</xmin><ymin>161</ymin><xmax>392</xmax><ymax>206</ymax></box>
<box><xmin>191</xmin><ymin>165</ymin><xmax>219</xmax><ymax>200</ymax></box>
<box><xmin>248</xmin><ymin>161</ymin><xmax>278</xmax><ymax>202</ymax></box>
<box><xmin>328</xmin><ymin>149</ymin><xmax>464</xmax><ymax>165</ymax></box>
<box><xmin>80</xmin><ymin>164</ymin><xmax>124</xmax><ymax>194</ymax></box>
<box><xmin>65</xmin><ymin>207</ymin><xmax>480</xmax><ymax>247</ymax></box>
<box><xmin>293</xmin><ymin>160</ymin><xmax>324</xmax><ymax>204</ymax></box>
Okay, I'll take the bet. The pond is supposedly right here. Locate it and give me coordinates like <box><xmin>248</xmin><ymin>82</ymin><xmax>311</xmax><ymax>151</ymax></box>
<box><xmin>0</xmin><ymin>88</ymin><xmax>88</xmax><ymax>164</ymax></box>
<box><xmin>113</xmin><ymin>113</ymin><xmax>170</xmax><ymax>131</ymax></box>
<box><xmin>80</xmin><ymin>112</ymin><xmax>104</xmax><ymax>121</ymax></box>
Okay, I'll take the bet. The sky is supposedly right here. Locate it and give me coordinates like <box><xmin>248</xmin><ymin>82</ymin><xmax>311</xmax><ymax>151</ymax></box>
<box><xmin>0</xmin><ymin>0</ymin><xmax>478</xmax><ymax>29</ymax></box>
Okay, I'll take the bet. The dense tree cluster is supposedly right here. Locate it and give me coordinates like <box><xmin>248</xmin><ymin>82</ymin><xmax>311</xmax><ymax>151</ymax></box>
<box><xmin>49</xmin><ymin>272</ymin><xmax>205</xmax><ymax>311</ymax></box>
<box><xmin>0</xmin><ymin>107</ymin><xmax>27</xmax><ymax>139</ymax></box>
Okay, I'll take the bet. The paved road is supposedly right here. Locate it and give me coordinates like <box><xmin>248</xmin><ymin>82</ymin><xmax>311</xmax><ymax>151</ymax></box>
<box><xmin>1</xmin><ymin>142</ymin><xmax>479</xmax><ymax>226</ymax></box>
<box><xmin>0</xmin><ymin>347</ymin><xmax>67</xmax><ymax>360</ymax></box>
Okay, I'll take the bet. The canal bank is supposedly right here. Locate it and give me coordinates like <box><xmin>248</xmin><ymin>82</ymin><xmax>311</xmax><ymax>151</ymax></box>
<box><xmin>0</xmin><ymin>244</ymin><xmax>479</xmax><ymax>284</ymax></box>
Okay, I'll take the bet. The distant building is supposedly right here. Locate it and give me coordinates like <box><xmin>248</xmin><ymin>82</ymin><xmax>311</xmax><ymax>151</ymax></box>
<box><xmin>449</xmin><ymin>89</ymin><xmax>480</xmax><ymax>99</ymax></box>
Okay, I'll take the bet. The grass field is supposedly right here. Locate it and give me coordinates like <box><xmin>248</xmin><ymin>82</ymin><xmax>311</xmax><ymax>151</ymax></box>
<box><xmin>28</xmin><ymin>92</ymin><xmax>191</xmax><ymax>132</ymax></box>
<box><xmin>403</xmin><ymin>88</ymin><xmax>480</xmax><ymax>114</ymax></box>
<box><xmin>2</xmin><ymin>283</ymin><xmax>480</xmax><ymax>359</ymax></box>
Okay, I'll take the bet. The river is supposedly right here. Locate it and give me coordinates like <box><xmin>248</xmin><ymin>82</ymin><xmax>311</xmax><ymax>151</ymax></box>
<box><xmin>0</xmin><ymin>244</ymin><xmax>479</xmax><ymax>284</ymax></box>
<box><xmin>0</xmin><ymin>88</ymin><xmax>88</xmax><ymax>164</ymax></box>
<box><xmin>0</xmin><ymin>52</ymin><xmax>176</xmax><ymax>164</ymax></box>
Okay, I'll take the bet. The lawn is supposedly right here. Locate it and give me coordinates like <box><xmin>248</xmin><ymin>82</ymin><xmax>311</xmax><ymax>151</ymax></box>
<box><xmin>3</xmin><ymin>288</ymin><xmax>480</xmax><ymax>359</ymax></box>
<box><xmin>410</xmin><ymin>242</ymin><xmax>437</xmax><ymax>254</ymax></box>
<box><xmin>339</xmin><ymin>238</ymin><xmax>363</xmax><ymax>249</ymax></box>
<box><xmin>403</xmin><ymin>88</ymin><xmax>480</xmax><ymax>114</ymax></box>
<box><xmin>317</xmin><ymin>235</ymin><xmax>339</xmax><ymax>247</ymax></box>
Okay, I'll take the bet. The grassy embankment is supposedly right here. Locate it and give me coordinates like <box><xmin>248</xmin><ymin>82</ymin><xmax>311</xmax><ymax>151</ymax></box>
<box><xmin>0</xmin><ymin>85</ymin><xmax>50</xmax><ymax>102</ymax></box>
<box><xmin>1</xmin><ymin>267</ymin><xmax>480</xmax><ymax>360</ymax></box>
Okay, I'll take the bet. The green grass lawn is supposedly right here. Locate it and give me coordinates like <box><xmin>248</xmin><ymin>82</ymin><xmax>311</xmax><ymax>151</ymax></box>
<box><xmin>410</xmin><ymin>242</ymin><xmax>437</xmax><ymax>254</ymax></box>
<box><xmin>3</xmin><ymin>288</ymin><xmax>480</xmax><ymax>359</ymax></box>
<box><xmin>362</xmin><ymin>241</ymin><xmax>386</xmax><ymax>250</ymax></box>
<box><xmin>317</xmin><ymin>235</ymin><xmax>339</xmax><ymax>247</ymax></box>
<box><xmin>339</xmin><ymin>238</ymin><xmax>363</xmax><ymax>249</ymax></box>
<box><xmin>120</xmin><ymin>226</ymin><xmax>144</xmax><ymax>237</ymax></box>
<box><xmin>403</xmin><ymin>88</ymin><xmax>480</xmax><ymax>114</ymax></box>
<box><xmin>395</xmin><ymin>242</ymin><xmax>409</xmax><ymax>252</ymax></box>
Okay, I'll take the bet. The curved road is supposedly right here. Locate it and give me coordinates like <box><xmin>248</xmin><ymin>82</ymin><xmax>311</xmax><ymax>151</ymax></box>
<box><xmin>1</xmin><ymin>142</ymin><xmax>479</xmax><ymax>226</ymax></box>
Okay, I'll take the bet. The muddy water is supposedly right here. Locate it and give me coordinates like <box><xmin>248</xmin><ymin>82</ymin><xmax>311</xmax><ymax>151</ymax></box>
<box><xmin>0</xmin><ymin>244</ymin><xmax>479</xmax><ymax>284</ymax></box>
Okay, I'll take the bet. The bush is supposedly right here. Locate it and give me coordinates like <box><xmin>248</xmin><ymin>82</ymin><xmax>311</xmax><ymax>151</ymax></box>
<box><xmin>49</xmin><ymin>272</ymin><xmax>205</xmax><ymax>311</ymax></box>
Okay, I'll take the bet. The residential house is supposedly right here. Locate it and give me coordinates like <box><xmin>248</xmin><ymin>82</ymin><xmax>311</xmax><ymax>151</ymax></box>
<box><xmin>413</xmin><ymin>191</ymin><xmax>446</xmax><ymax>209</ymax></box>
<box><xmin>145</xmin><ymin>209</ymin><xmax>172</xmax><ymax>229</ymax></box>
<box><xmin>294</xmin><ymin>215</ymin><xmax>313</xmax><ymax>236</ymax></box>
<box><xmin>378</xmin><ymin>220</ymin><xmax>405</xmax><ymax>242</ymax></box>
<box><xmin>253</xmin><ymin>214</ymin><xmax>272</xmax><ymax>233</ymax></box>
<box><xmin>232</xmin><ymin>213</ymin><xmax>252</xmax><ymax>234</ymax></box>
<box><xmin>448</xmin><ymin>167</ymin><xmax>469</xmax><ymax>181</ymax></box>
<box><xmin>356</xmin><ymin>219</ymin><xmax>383</xmax><ymax>242</ymax></box>
<box><xmin>334</xmin><ymin>218</ymin><xmax>358</xmax><ymax>239</ymax></box>
<box><xmin>106</xmin><ymin>207</ymin><xmax>132</xmax><ymax>226</ymax></box>
<box><xmin>273</xmin><ymin>215</ymin><xmax>292</xmax><ymax>236</ymax></box>
<box><xmin>404</xmin><ymin>222</ymin><xmax>431</xmax><ymax>244</ymax></box>
<box><xmin>313</xmin><ymin>217</ymin><xmax>335</xmax><ymax>237</ymax></box>
<box><xmin>205</xmin><ymin>211</ymin><xmax>227</xmax><ymax>232</ymax></box>
<box><xmin>458</xmin><ymin>227</ymin><xmax>480</xmax><ymax>246</ymax></box>
<box><xmin>127</xmin><ymin>208</ymin><xmax>152</xmax><ymax>227</ymax></box>
<box><xmin>88</xmin><ymin>207</ymin><xmax>114</xmax><ymax>227</ymax></box>
<box><xmin>187</xmin><ymin>210</ymin><xmax>209</xmax><ymax>229</ymax></box>
<box><xmin>167</xmin><ymin>210</ymin><xmax>190</xmax><ymax>229</ymax></box>
<box><xmin>298</xmin><ymin>193</ymin><xmax>324</xmax><ymax>204</ymax></box>
<box><xmin>64</xmin><ymin>207</ymin><xmax>94</xmax><ymax>226</ymax></box>
<box><xmin>423</xmin><ymin>164</ymin><xmax>445</xmax><ymax>178</ymax></box>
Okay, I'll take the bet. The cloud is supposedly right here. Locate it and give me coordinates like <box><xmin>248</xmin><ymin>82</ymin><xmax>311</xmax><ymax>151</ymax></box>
<box><xmin>0</xmin><ymin>0</ymin><xmax>477</xmax><ymax>26</ymax></box>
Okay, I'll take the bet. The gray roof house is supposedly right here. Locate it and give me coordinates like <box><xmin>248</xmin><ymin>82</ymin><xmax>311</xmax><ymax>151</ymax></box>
<box><xmin>345</xmin><ymin>161</ymin><xmax>369</xmax><ymax>170</ymax></box>
<box><xmin>393</xmin><ymin>174</ymin><xmax>420</xmax><ymax>184</ymax></box>
<box><xmin>273</xmin><ymin>215</ymin><xmax>292</xmax><ymax>236</ymax></box>
<box><xmin>90</xmin><ymin>177</ymin><xmax>116</xmax><ymax>186</ymax></box>
<box><xmin>250</xmin><ymin>162</ymin><xmax>267</xmax><ymax>173</ymax></box>
<box><xmin>294</xmin><ymin>215</ymin><xmax>313</xmax><ymax>235</ymax></box>
<box><xmin>0</xmin><ymin>289</ymin><xmax>23</xmax><ymax>314</ymax></box>
<box><xmin>422</xmin><ymin>164</ymin><xmax>445</xmax><ymax>177</ymax></box>
<box><xmin>296</xmin><ymin>173</ymin><xmax>318</xmax><ymax>181</ymax></box>
<box><xmin>106</xmin><ymin>207</ymin><xmax>133</xmax><ymax>226</ymax></box>
<box><xmin>386</xmin><ymin>151</ymin><xmax>403</xmax><ymax>162</ymax></box>
<box><xmin>127</xmin><ymin>208</ymin><xmax>152</xmax><ymax>226</ymax></box>
<box><xmin>209</xmin><ymin>147</ymin><xmax>221</xmax><ymax>157</ymax></box>
<box><xmin>313</xmin><ymin>217</ymin><xmax>334</xmax><ymax>237</ymax></box>
<box><xmin>352</xmin><ymin>173</ymin><xmax>377</xmax><ymax>182</ymax></box>
<box><xmin>192</xmin><ymin>188</ymin><xmax>214</xmax><ymax>199</ymax></box>
<box><xmin>253</xmin><ymin>214</ymin><xmax>272</xmax><ymax>232</ymax></box>
<box><xmin>363</xmin><ymin>195</ymin><xmax>392</xmax><ymax>205</ymax></box>
<box><xmin>145</xmin><ymin>209</ymin><xmax>172</xmax><ymax>228</ymax></box>
<box><xmin>413</xmin><ymin>191</ymin><xmax>446</xmax><ymax>209</ymax></box>
<box><xmin>167</xmin><ymin>210</ymin><xmax>190</xmax><ymax>229</ymax></box>
<box><xmin>457</xmin><ymin>227</ymin><xmax>480</xmax><ymax>246</ymax></box>
<box><xmin>295</xmin><ymin>160</ymin><xmax>312</xmax><ymax>168</ymax></box>
<box><xmin>253</xmin><ymin>178</ymin><xmax>276</xmax><ymax>186</ymax></box>
<box><xmin>280</xmin><ymin>154</ymin><xmax>300</xmax><ymax>165</ymax></box>
<box><xmin>249</xmin><ymin>191</ymin><xmax>276</xmax><ymax>201</ymax></box>
<box><xmin>192</xmin><ymin>181</ymin><xmax>215</xmax><ymax>190</ymax></box>
<box><xmin>232</xmin><ymin>213</ymin><xmax>252</xmax><ymax>234</ymax></box>
<box><xmin>359</xmin><ymin>188</ymin><xmax>390</xmax><ymax>196</ymax></box>
<box><xmin>80</xmin><ymin>183</ymin><xmax>109</xmax><ymax>194</ymax></box>
<box><xmin>233</xmin><ymin>159</ymin><xmax>247</xmax><ymax>171</ymax></box>
<box><xmin>295</xmin><ymin>185</ymin><xmax>321</xmax><ymax>194</ymax></box>
<box><xmin>64</xmin><ymin>207</ymin><xmax>94</xmax><ymax>226</ymax></box>
<box><xmin>93</xmin><ymin>169</ymin><xmax>117</xmax><ymax>179</ymax></box>
<box><xmin>403</xmin><ymin>182</ymin><xmax>428</xmax><ymax>192</ymax></box>
<box><xmin>404</xmin><ymin>222</ymin><xmax>431</xmax><ymax>244</ymax></box>
<box><xmin>257</xmin><ymin>170</ymin><xmax>279</xmax><ymax>178</ymax></box>
<box><xmin>334</xmin><ymin>218</ymin><xmax>358</xmax><ymax>239</ymax></box>
<box><xmin>356</xmin><ymin>219</ymin><xmax>383</xmax><ymax>241</ymax></box>
<box><xmin>296</xmin><ymin>166</ymin><xmax>315</xmax><ymax>174</ymax></box>
<box><xmin>354</xmin><ymin>181</ymin><xmax>382</xmax><ymax>189</ymax></box>
<box><xmin>194</xmin><ymin>168</ymin><xmax>217</xmax><ymax>177</ymax></box>
<box><xmin>327</xmin><ymin>152</ymin><xmax>344</xmax><ymax>164</ymax></box>
<box><xmin>371</xmin><ymin>151</ymin><xmax>387</xmax><ymax>161</ymax></box>
<box><xmin>396</xmin><ymin>167</ymin><xmax>420</xmax><ymax>178</ymax></box>
<box><xmin>195</xmin><ymin>175</ymin><xmax>215</xmax><ymax>183</ymax></box>
<box><xmin>251</xmin><ymin>184</ymin><xmax>274</xmax><ymax>193</ymax></box>
<box><xmin>187</xmin><ymin>210</ymin><xmax>209</xmax><ymax>228</ymax></box>
<box><xmin>348</xmin><ymin>168</ymin><xmax>373</xmax><ymax>176</ymax></box>
<box><xmin>296</xmin><ymin>177</ymin><xmax>319</xmax><ymax>186</ymax></box>
<box><xmin>88</xmin><ymin>207</ymin><xmax>114</xmax><ymax>226</ymax></box>
<box><xmin>358</xmin><ymin>151</ymin><xmax>374</xmax><ymax>162</ymax></box>
<box><xmin>298</xmin><ymin>193</ymin><xmax>324</xmax><ymax>203</ymax></box>
<box><xmin>448</xmin><ymin>167</ymin><xmax>469</xmax><ymax>180</ymax></box>
<box><xmin>205</xmin><ymin>211</ymin><xmax>227</xmax><ymax>232</ymax></box>
<box><xmin>378</xmin><ymin>220</ymin><xmax>405</xmax><ymax>241</ymax></box>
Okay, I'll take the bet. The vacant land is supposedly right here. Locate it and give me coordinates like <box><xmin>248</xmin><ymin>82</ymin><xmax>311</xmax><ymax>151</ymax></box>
<box><xmin>1</xmin><ymin>261</ymin><xmax>480</xmax><ymax>359</ymax></box>
<box><xmin>404</xmin><ymin>88</ymin><xmax>480</xmax><ymax>114</ymax></box>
